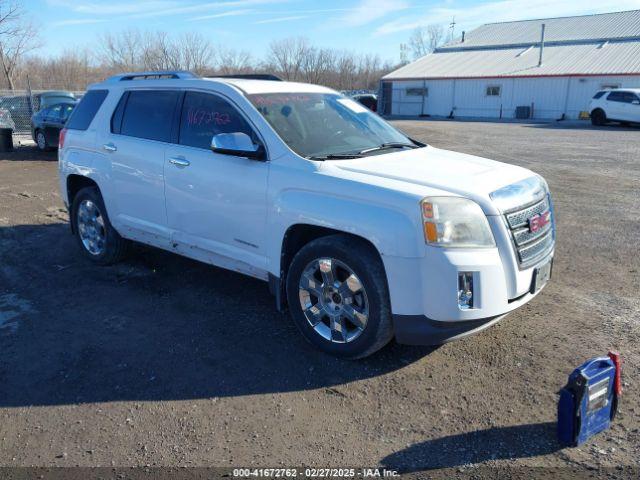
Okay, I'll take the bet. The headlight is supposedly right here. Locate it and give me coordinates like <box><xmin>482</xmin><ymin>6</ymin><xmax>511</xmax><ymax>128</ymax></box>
<box><xmin>421</xmin><ymin>197</ymin><xmax>495</xmax><ymax>248</ymax></box>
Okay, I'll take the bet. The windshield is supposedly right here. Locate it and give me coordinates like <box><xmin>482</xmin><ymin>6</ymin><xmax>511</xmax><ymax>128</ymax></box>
<box><xmin>247</xmin><ymin>92</ymin><xmax>413</xmax><ymax>158</ymax></box>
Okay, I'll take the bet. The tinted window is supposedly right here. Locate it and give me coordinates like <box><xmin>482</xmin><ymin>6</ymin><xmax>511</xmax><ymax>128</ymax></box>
<box><xmin>179</xmin><ymin>91</ymin><xmax>255</xmax><ymax>149</ymax></box>
<box><xmin>66</xmin><ymin>90</ymin><xmax>108</xmax><ymax>130</ymax></box>
<box><xmin>606</xmin><ymin>91</ymin><xmax>633</xmax><ymax>103</ymax></box>
<box><xmin>111</xmin><ymin>92</ymin><xmax>128</xmax><ymax>134</ymax></box>
<box><xmin>121</xmin><ymin>90</ymin><xmax>180</xmax><ymax>142</ymax></box>
<box><xmin>592</xmin><ymin>91</ymin><xmax>606</xmax><ymax>99</ymax></box>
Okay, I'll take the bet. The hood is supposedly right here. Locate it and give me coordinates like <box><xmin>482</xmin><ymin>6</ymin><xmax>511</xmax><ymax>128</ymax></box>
<box><xmin>329</xmin><ymin>146</ymin><xmax>536</xmax><ymax>215</ymax></box>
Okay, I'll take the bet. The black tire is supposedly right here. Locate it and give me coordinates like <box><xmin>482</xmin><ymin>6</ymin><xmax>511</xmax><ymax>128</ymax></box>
<box><xmin>286</xmin><ymin>234</ymin><xmax>393</xmax><ymax>359</ymax></box>
<box><xmin>70</xmin><ymin>186</ymin><xmax>129</xmax><ymax>265</ymax></box>
<box><xmin>591</xmin><ymin>109</ymin><xmax>606</xmax><ymax>126</ymax></box>
<box><xmin>35</xmin><ymin>130</ymin><xmax>49</xmax><ymax>151</ymax></box>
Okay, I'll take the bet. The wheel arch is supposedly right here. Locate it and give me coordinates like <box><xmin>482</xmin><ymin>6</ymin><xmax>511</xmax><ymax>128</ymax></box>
<box><xmin>66</xmin><ymin>175</ymin><xmax>100</xmax><ymax>234</ymax></box>
<box><xmin>273</xmin><ymin>224</ymin><xmax>387</xmax><ymax>312</ymax></box>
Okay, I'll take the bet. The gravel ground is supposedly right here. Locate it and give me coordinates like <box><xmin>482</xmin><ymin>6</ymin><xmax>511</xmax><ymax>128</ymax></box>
<box><xmin>0</xmin><ymin>120</ymin><xmax>638</xmax><ymax>476</ymax></box>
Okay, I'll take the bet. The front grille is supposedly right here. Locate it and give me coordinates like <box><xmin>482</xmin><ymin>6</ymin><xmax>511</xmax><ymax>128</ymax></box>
<box><xmin>504</xmin><ymin>196</ymin><xmax>555</xmax><ymax>268</ymax></box>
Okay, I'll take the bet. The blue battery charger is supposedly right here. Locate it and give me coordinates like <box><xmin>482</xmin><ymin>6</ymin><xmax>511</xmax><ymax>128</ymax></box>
<box><xmin>557</xmin><ymin>352</ymin><xmax>622</xmax><ymax>446</ymax></box>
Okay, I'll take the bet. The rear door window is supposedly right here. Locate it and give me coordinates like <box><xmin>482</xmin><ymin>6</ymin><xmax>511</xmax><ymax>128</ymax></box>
<box><xmin>178</xmin><ymin>91</ymin><xmax>255</xmax><ymax>150</ymax></box>
<box><xmin>606</xmin><ymin>91</ymin><xmax>625</xmax><ymax>103</ymax></box>
<box><xmin>66</xmin><ymin>90</ymin><xmax>108</xmax><ymax>131</ymax></box>
<box><xmin>120</xmin><ymin>90</ymin><xmax>180</xmax><ymax>143</ymax></box>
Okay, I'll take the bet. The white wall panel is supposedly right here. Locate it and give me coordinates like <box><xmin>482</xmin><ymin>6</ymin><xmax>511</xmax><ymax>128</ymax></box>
<box><xmin>391</xmin><ymin>75</ymin><xmax>640</xmax><ymax>119</ymax></box>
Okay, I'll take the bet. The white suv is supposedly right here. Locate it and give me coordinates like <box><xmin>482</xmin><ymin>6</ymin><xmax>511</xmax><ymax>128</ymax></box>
<box><xmin>58</xmin><ymin>71</ymin><xmax>555</xmax><ymax>358</ymax></box>
<box><xmin>589</xmin><ymin>88</ymin><xmax>640</xmax><ymax>126</ymax></box>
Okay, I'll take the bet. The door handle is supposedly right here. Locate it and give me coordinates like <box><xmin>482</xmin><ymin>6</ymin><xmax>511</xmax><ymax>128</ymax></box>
<box><xmin>169</xmin><ymin>156</ymin><xmax>190</xmax><ymax>167</ymax></box>
<box><xmin>103</xmin><ymin>143</ymin><xmax>117</xmax><ymax>152</ymax></box>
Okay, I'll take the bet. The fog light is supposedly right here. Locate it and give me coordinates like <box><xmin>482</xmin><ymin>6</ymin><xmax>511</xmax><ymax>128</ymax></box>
<box><xmin>458</xmin><ymin>272</ymin><xmax>474</xmax><ymax>309</ymax></box>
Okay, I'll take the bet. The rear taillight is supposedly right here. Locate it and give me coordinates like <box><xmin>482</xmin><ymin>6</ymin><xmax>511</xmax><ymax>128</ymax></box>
<box><xmin>59</xmin><ymin>128</ymin><xmax>67</xmax><ymax>149</ymax></box>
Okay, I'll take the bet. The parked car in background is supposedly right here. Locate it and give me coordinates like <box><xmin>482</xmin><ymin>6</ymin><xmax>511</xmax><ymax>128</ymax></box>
<box><xmin>352</xmin><ymin>93</ymin><xmax>377</xmax><ymax>112</ymax></box>
<box><xmin>58</xmin><ymin>71</ymin><xmax>555</xmax><ymax>358</ymax></box>
<box><xmin>35</xmin><ymin>91</ymin><xmax>76</xmax><ymax>110</ymax></box>
<box><xmin>590</xmin><ymin>88</ymin><xmax>640</xmax><ymax>125</ymax></box>
<box><xmin>0</xmin><ymin>91</ymin><xmax>76</xmax><ymax>134</ymax></box>
<box><xmin>31</xmin><ymin>102</ymin><xmax>76</xmax><ymax>150</ymax></box>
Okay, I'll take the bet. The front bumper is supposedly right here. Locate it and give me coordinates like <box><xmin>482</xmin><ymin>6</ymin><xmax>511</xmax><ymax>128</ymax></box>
<box><xmin>393</xmin><ymin>313</ymin><xmax>505</xmax><ymax>346</ymax></box>
<box><xmin>382</xmin><ymin>225</ymin><xmax>553</xmax><ymax>345</ymax></box>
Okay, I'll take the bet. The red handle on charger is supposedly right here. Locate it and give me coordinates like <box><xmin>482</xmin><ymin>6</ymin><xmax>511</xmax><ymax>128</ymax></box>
<box><xmin>608</xmin><ymin>350</ymin><xmax>622</xmax><ymax>396</ymax></box>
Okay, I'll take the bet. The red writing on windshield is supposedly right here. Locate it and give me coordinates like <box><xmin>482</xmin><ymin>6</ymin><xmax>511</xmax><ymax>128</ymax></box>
<box><xmin>187</xmin><ymin>109</ymin><xmax>231</xmax><ymax>126</ymax></box>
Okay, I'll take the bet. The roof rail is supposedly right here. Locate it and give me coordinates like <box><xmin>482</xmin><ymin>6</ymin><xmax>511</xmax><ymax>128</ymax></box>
<box><xmin>210</xmin><ymin>73</ymin><xmax>283</xmax><ymax>81</ymax></box>
<box><xmin>106</xmin><ymin>71</ymin><xmax>198</xmax><ymax>82</ymax></box>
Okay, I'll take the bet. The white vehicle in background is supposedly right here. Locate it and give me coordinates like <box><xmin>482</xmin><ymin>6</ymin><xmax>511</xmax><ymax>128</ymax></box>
<box><xmin>58</xmin><ymin>71</ymin><xmax>555</xmax><ymax>359</ymax></box>
<box><xmin>589</xmin><ymin>88</ymin><xmax>640</xmax><ymax>126</ymax></box>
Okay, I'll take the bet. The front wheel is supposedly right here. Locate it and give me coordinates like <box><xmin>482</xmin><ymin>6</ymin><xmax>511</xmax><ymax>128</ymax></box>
<box><xmin>591</xmin><ymin>109</ymin><xmax>606</xmax><ymax>126</ymax></box>
<box><xmin>286</xmin><ymin>234</ymin><xmax>393</xmax><ymax>359</ymax></box>
<box><xmin>71</xmin><ymin>186</ymin><xmax>129</xmax><ymax>265</ymax></box>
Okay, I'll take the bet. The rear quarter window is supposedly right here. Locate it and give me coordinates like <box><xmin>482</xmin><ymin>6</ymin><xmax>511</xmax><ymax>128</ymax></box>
<box><xmin>592</xmin><ymin>91</ymin><xmax>606</xmax><ymax>99</ymax></box>
<box><xmin>66</xmin><ymin>90</ymin><xmax>108</xmax><ymax>131</ymax></box>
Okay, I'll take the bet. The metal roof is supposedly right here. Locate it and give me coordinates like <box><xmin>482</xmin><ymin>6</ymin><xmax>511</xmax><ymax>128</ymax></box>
<box><xmin>442</xmin><ymin>10</ymin><xmax>640</xmax><ymax>49</ymax></box>
<box><xmin>384</xmin><ymin>10</ymin><xmax>640</xmax><ymax>80</ymax></box>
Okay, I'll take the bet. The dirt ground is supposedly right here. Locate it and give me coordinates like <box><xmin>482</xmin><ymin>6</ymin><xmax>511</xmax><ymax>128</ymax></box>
<box><xmin>0</xmin><ymin>120</ymin><xmax>638</xmax><ymax>476</ymax></box>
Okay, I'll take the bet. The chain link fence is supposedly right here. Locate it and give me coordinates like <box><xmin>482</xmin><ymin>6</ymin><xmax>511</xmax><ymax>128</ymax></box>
<box><xmin>0</xmin><ymin>90</ymin><xmax>84</xmax><ymax>144</ymax></box>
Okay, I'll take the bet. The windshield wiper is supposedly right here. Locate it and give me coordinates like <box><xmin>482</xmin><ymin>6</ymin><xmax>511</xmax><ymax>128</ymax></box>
<box><xmin>306</xmin><ymin>153</ymin><xmax>364</xmax><ymax>160</ymax></box>
<box><xmin>358</xmin><ymin>142</ymin><xmax>420</xmax><ymax>155</ymax></box>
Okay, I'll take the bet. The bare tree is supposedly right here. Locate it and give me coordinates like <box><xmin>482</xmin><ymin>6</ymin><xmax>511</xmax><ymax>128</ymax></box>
<box><xmin>300</xmin><ymin>47</ymin><xmax>335</xmax><ymax>85</ymax></box>
<box><xmin>267</xmin><ymin>37</ymin><xmax>311</xmax><ymax>81</ymax></box>
<box><xmin>100</xmin><ymin>29</ymin><xmax>145</xmax><ymax>71</ymax></box>
<box><xmin>0</xmin><ymin>1</ymin><xmax>40</xmax><ymax>90</ymax></box>
<box><xmin>213</xmin><ymin>46</ymin><xmax>253</xmax><ymax>75</ymax></box>
<box><xmin>9</xmin><ymin>30</ymin><xmax>398</xmax><ymax>92</ymax></box>
<box><xmin>409</xmin><ymin>24</ymin><xmax>444</xmax><ymax>59</ymax></box>
<box><xmin>178</xmin><ymin>32</ymin><xmax>213</xmax><ymax>74</ymax></box>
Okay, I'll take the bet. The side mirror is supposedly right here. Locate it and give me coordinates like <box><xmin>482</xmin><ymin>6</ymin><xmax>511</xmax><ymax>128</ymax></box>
<box><xmin>211</xmin><ymin>132</ymin><xmax>265</xmax><ymax>160</ymax></box>
<box><xmin>632</xmin><ymin>100</ymin><xmax>640</xmax><ymax>105</ymax></box>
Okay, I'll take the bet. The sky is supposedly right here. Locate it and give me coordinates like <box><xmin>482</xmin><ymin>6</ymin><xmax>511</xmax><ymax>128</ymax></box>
<box><xmin>29</xmin><ymin>0</ymin><xmax>640</xmax><ymax>62</ymax></box>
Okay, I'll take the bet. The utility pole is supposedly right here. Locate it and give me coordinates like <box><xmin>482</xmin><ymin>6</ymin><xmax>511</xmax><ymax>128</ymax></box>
<box><xmin>449</xmin><ymin>16</ymin><xmax>456</xmax><ymax>43</ymax></box>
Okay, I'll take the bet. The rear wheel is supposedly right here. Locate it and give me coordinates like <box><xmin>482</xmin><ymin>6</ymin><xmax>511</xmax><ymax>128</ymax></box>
<box><xmin>286</xmin><ymin>234</ymin><xmax>393</xmax><ymax>359</ymax></box>
<box><xmin>35</xmin><ymin>130</ymin><xmax>48</xmax><ymax>151</ymax></box>
<box><xmin>591</xmin><ymin>109</ymin><xmax>606</xmax><ymax>126</ymax></box>
<box><xmin>71</xmin><ymin>186</ymin><xmax>129</xmax><ymax>265</ymax></box>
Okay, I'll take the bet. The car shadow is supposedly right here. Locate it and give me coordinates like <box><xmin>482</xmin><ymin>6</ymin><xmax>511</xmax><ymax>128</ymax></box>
<box><xmin>523</xmin><ymin>122</ymin><xmax>640</xmax><ymax>131</ymax></box>
<box><xmin>0</xmin><ymin>144</ymin><xmax>57</xmax><ymax>161</ymax></box>
<box><xmin>381</xmin><ymin>422</ymin><xmax>561</xmax><ymax>472</ymax></box>
<box><xmin>0</xmin><ymin>223</ymin><xmax>437</xmax><ymax>407</ymax></box>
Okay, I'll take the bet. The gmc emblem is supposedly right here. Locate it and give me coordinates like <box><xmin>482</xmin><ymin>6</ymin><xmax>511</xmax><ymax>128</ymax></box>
<box><xmin>528</xmin><ymin>211</ymin><xmax>551</xmax><ymax>233</ymax></box>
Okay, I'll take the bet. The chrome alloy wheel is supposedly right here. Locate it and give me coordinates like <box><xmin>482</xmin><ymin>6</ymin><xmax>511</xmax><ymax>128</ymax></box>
<box><xmin>77</xmin><ymin>199</ymin><xmax>106</xmax><ymax>256</ymax></box>
<box><xmin>298</xmin><ymin>258</ymin><xmax>369</xmax><ymax>343</ymax></box>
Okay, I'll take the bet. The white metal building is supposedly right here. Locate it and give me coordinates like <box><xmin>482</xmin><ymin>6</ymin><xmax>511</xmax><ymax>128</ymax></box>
<box><xmin>381</xmin><ymin>10</ymin><xmax>640</xmax><ymax>120</ymax></box>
